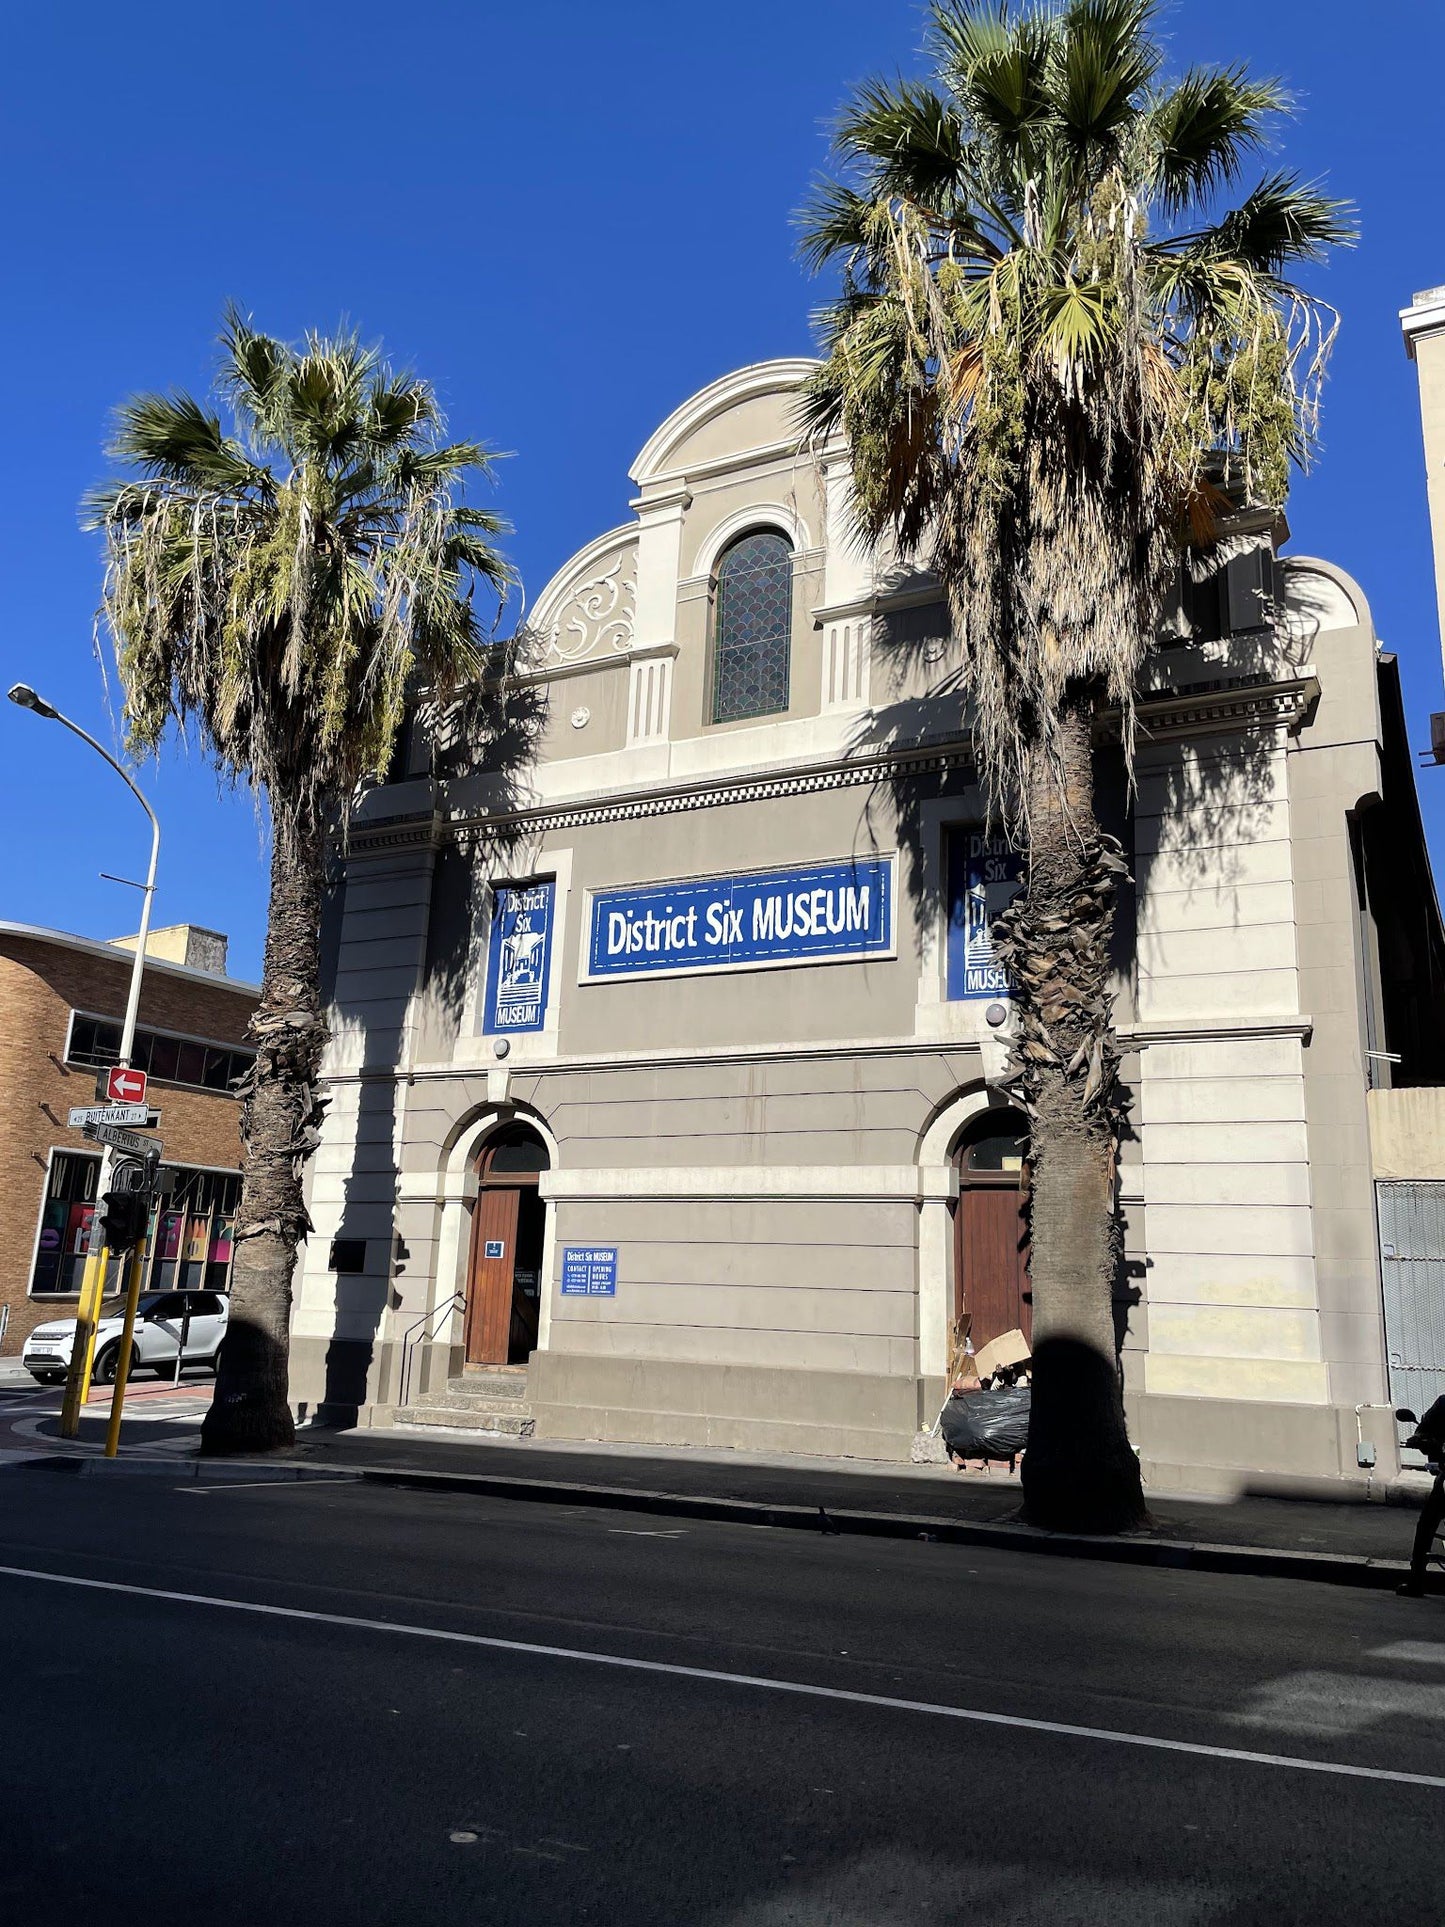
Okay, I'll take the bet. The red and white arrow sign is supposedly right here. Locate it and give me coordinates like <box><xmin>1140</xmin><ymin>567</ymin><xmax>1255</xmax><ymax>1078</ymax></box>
<box><xmin>105</xmin><ymin>1065</ymin><xmax>148</xmax><ymax>1107</ymax></box>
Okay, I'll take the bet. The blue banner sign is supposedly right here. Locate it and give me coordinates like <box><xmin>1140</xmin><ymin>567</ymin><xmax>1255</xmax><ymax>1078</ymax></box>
<box><xmin>483</xmin><ymin>878</ymin><xmax>554</xmax><ymax>1033</ymax></box>
<box><xmin>561</xmin><ymin>1246</ymin><xmax>617</xmax><ymax>1296</ymax></box>
<box><xmin>947</xmin><ymin>829</ymin><xmax>1024</xmax><ymax>999</ymax></box>
<box><xmin>584</xmin><ymin>855</ymin><xmax>894</xmax><ymax>982</ymax></box>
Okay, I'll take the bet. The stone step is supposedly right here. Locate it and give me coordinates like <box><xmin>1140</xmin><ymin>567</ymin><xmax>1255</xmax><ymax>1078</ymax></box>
<box><xmin>442</xmin><ymin>1375</ymin><xmax>533</xmax><ymax>1402</ymax></box>
<box><xmin>394</xmin><ymin>1401</ymin><xmax>536</xmax><ymax>1437</ymax></box>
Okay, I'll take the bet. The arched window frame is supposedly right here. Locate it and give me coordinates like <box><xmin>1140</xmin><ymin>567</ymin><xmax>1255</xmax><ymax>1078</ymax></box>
<box><xmin>709</xmin><ymin>528</ymin><xmax>794</xmax><ymax>725</ymax></box>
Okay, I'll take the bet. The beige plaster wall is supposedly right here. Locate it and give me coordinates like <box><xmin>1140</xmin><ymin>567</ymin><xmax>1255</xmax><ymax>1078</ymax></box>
<box><xmin>1407</xmin><ymin>314</ymin><xmax>1445</xmax><ymax>667</ymax></box>
<box><xmin>1369</xmin><ymin>1087</ymin><xmax>1445</xmax><ymax>1179</ymax></box>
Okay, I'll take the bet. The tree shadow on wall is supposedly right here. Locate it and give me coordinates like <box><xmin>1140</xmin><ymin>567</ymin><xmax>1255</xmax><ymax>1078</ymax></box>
<box><xmin>842</xmin><ymin>581</ymin><xmax>1290</xmax><ymax>1378</ymax></box>
<box><xmin>312</xmin><ymin>643</ymin><xmax>549</xmax><ymax>1427</ymax></box>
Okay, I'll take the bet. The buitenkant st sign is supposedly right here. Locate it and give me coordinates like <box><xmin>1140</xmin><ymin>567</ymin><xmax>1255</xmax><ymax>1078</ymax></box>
<box><xmin>68</xmin><ymin>1103</ymin><xmax>150</xmax><ymax>1129</ymax></box>
<box><xmin>580</xmin><ymin>855</ymin><xmax>895</xmax><ymax>984</ymax></box>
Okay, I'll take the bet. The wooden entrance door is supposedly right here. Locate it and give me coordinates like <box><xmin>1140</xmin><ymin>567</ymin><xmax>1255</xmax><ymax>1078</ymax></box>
<box><xmin>463</xmin><ymin>1123</ymin><xmax>550</xmax><ymax>1367</ymax></box>
<box><xmin>954</xmin><ymin>1108</ymin><xmax>1031</xmax><ymax>1351</ymax></box>
<box><xmin>464</xmin><ymin>1185</ymin><xmax>522</xmax><ymax>1365</ymax></box>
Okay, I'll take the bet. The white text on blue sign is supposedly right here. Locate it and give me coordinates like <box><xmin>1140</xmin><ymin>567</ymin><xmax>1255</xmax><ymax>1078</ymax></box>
<box><xmin>586</xmin><ymin>857</ymin><xmax>893</xmax><ymax>982</ymax></box>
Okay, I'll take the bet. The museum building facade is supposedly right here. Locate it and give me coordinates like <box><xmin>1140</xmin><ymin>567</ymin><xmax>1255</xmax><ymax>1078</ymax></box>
<box><xmin>288</xmin><ymin>358</ymin><xmax>1445</xmax><ymax>1493</ymax></box>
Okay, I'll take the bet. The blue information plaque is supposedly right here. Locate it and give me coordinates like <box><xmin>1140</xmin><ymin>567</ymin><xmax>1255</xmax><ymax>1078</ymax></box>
<box><xmin>560</xmin><ymin>1246</ymin><xmax>618</xmax><ymax>1297</ymax></box>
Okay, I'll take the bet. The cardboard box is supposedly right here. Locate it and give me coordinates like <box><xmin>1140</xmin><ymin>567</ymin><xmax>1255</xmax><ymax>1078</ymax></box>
<box><xmin>973</xmin><ymin>1327</ymin><xmax>1031</xmax><ymax>1380</ymax></box>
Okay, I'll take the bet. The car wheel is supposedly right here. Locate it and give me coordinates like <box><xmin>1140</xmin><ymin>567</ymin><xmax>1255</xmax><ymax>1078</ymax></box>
<box><xmin>92</xmin><ymin>1344</ymin><xmax>122</xmax><ymax>1385</ymax></box>
<box><xmin>210</xmin><ymin>1344</ymin><xmax>225</xmax><ymax>1377</ymax></box>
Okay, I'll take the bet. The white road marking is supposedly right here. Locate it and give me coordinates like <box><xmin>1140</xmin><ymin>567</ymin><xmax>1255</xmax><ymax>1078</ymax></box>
<box><xmin>1</xmin><ymin>1560</ymin><xmax>1442</xmax><ymax>1790</ymax></box>
<box><xmin>175</xmin><ymin>1479</ymin><xmax>359</xmax><ymax>1495</ymax></box>
<box><xmin>1370</xmin><ymin>1642</ymin><xmax>1445</xmax><ymax>1665</ymax></box>
<box><xmin>1230</xmin><ymin>1669</ymin><xmax>1445</xmax><ymax>1736</ymax></box>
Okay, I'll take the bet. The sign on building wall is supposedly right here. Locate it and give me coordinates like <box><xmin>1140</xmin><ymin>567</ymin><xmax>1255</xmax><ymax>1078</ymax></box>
<box><xmin>483</xmin><ymin>878</ymin><xmax>555</xmax><ymax>1033</ymax></box>
<box><xmin>947</xmin><ymin>830</ymin><xmax>1024</xmax><ymax>999</ymax></box>
<box><xmin>561</xmin><ymin>1246</ymin><xmax>618</xmax><ymax>1296</ymax></box>
<box><xmin>583</xmin><ymin>856</ymin><xmax>894</xmax><ymax>983</ymax></box>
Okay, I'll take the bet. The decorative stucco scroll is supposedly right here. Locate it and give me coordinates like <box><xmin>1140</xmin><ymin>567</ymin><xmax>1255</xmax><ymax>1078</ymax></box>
<box><xmin>541</xmin><ymin>548</ymin><xmax>637</xmax><ymax>664</ymax></box>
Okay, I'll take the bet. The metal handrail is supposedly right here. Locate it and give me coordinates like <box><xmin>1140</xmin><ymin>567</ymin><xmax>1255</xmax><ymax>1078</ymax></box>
<box><xmin>397</xmin><ymin>1292</ymin><xmax>464</xmax><ymax>1410</ymax></box>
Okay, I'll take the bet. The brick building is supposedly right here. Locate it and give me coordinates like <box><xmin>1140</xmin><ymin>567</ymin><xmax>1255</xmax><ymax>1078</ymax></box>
<box><xmin>0</xmin><ymin>922</ymin><xmax>258</xmax><ymax>1356</ymax></box>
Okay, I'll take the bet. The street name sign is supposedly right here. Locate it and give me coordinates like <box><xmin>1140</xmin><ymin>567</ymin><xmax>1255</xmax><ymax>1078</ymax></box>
<box><xmin>69</xmin><ymin>1103</ymin><xmax>150</xmax><ymax>1129</ymax></box>
<box><xmin>81</xmin><ymin>1120</ymin><xmax>163</xmax><ymax>1161</ymax></box>
<box><xmin>105</xmin><ymin>1066</ymin><xmax>148</xmax><ymax>1106</ymax></box>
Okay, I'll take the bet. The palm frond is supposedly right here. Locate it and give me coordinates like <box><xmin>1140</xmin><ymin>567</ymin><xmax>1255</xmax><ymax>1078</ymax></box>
<box><xmin>931</xmin><ymin>2</ymin><xmax>1054</xmax><ymax>147</ymax></box>
<box><xmin>1144</xmin><ymin>65</ymin><xmax>1286</xmax><ymax>213</ymax></box>
<box><xmin>1173</xmin><ymin>169</ymin><xmax>1356</xmax><ymax>272</ymax></box>
<box><xmin>1053</xmin><ymin>0</ymin><xmax>1159</xmax><ymax>147</ymax></box>
<box><xmin>92</xmin><ymin>312</ymin><xmax>514</xmax><ymax>823</ymax></box>
<box><xmin>796</xmin><ymin>176</ymin><xmax>878</xmax><ymax>272</ymax></box>
<box><xmin>99</xmin><ymin>392</ymin><xmax>265</xmax><ymax>497</ymax></box>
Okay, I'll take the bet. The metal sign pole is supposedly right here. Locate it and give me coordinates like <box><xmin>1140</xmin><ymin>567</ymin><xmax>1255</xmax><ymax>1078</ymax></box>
<box><xmin>103</xmin><ymin>1237</ymin><xmax>149</xmax><ymax>1459</ymax></box>
<box><xmin>174</xmin><ymin>1303</ymin><xmax>190</xmax><ymax>1388</ymax></box>
<box><xmin>59</xmin><ymin>1236</ymin><xmax>110</xmax><ymax>1438</ymax></box>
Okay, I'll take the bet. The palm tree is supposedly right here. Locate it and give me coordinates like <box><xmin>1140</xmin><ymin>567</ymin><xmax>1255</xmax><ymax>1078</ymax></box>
<box><xmin>90</xmin><ymin>309</ymin><xmax>513</xmax><ymax>1454</ymax></box>
<box><xmin>799</xmin><ymin>0</ymin><xmax>1351</xmax><ymax>1531</ymax></box>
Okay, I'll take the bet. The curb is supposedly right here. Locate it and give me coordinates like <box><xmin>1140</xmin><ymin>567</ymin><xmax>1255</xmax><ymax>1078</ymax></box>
<box><xmin>342</xmin><ymin>1464</ymin><xmax>1415</xmax><ymax>1589</ymax></box>
<box><xmin>15</xmin><ymin>1453</ymin><xmax>356</xmax><ymax>1484</ymax></box>
<box><xmin>12</xmin><ymin>1451</ymin><xmax>1421</xmax><ymax>1591</ymax></box>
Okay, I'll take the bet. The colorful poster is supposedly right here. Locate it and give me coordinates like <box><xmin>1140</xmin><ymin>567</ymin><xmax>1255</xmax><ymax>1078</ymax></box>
<box><xmin>947</xmin><ymin>829</ymin><xmax>1024</xmax><ymax>999</ymax></box>
<box><xmin>483</xmin><ymin>879</ymin><xmax>555</xmax><ymax>1033</ymax></box>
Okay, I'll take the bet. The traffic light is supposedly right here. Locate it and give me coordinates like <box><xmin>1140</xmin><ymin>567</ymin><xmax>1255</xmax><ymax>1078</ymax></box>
<box><xmin>100</xmin><ymin>1189</ymin><xmax>149</xmax><ymax>1251</ymax></box>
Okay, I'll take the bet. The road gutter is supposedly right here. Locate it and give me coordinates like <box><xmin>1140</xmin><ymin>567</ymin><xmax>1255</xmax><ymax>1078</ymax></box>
<box><xmin>12</xmin><ymin>1451</ymin><xmax>1420</xmax><ymax>1590</ymax></box>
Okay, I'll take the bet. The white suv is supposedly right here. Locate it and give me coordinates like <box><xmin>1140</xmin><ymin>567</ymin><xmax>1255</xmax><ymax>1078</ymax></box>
<box><xmin>22</xmin><ymin>1290</ymin><xmax>230</xmax><ymax>1385</ymax></box>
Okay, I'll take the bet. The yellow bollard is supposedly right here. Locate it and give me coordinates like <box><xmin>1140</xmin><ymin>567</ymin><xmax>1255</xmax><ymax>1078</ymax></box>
<box><xmin>59</xmin><ymin>1238</ymin><xmax>111</xmax><ymax>1439</ymax></box>
<box><xmin>103</xmin><ymin>1239</ymin><xmax>149</xmax><ymax>1459</ymax></box>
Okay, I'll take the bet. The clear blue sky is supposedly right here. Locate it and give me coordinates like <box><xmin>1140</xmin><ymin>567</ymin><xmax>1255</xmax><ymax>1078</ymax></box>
<box><xmin>3</xmin><ymin>0</ymin><xmax>1442</xmax><ymax>985</ymax></box>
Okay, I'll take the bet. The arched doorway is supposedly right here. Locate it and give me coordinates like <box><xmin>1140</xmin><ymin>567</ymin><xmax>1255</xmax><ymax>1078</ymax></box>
<box><xmin>954</xmin><ymin>1108</ymin><xmax>1031</xmax><ymax>1352</ymax></box>
<box><xmin>464</xmin><ymin>1123</ymin><xmax>549</xmax><ymax>1366</ymax></box>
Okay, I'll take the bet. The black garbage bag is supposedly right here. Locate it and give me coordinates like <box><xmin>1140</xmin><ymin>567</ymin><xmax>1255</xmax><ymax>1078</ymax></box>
<box><xmin>940</xmin><ymin>1387</ymin><xmax>1031</xmax><ymax>1461</ymax></box>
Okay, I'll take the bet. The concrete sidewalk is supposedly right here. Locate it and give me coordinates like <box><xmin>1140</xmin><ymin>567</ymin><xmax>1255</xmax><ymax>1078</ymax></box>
<box><xmin>276</xmin><ymin>1423</ymin><xmax>1436</xmax><ymax>1592</ymax></box>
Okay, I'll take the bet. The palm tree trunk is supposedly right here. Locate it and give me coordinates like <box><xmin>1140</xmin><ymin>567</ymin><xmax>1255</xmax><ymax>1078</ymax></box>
<box><xmin>1001</xmin><ymin>700</ymin><xmax>1147</xmax><ymax>1533</ymax></box>
<box><xmin>200</xmin><ymin>805</ymin><xmax>329</xmax><ymax>1455</ymax></box>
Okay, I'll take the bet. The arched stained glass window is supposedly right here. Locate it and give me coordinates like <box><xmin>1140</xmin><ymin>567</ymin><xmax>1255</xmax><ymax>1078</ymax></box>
<box><xmin>711</xmin><ymin>531</ymin><xmax>792</xmax><ymax>724</ymax></box>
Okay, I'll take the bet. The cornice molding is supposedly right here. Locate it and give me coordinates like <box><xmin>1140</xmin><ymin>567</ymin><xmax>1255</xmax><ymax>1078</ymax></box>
<box><xmin>1133</xmin><ymin>675</ymin><xmax>1319</xmax><ymax>742</ymax></box>
<box><xmin>1119</xmin><ymin>1015</ymin><xmax>1313</xmax><ymax>1048</ymax></box>
<box><xmin>1402</xmin><ymin>291</ymin><xmax>1445</xmax><ymax>358</ymax></box>
<box><xmin>503</xmin><ymin>640</ymin><xmax>679</xmax><ymax>690</ymax></box>
<box><xmin>812</xmin><ymin>579</ymin><xmax>944</xmax><ymax>627</ymax></box>
<box><xmin>445</xmin><ymin>740</ymin><xmax>974</xmax><ymax>843</ymax></box>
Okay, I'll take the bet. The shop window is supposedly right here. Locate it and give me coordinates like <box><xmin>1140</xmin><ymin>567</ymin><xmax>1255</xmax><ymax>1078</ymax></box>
<box><xmin>30</xmin><ymin>1152</ymin><xmax>241</xmax><ymax>1298</ymax></box>
<box><xmin>66</xmin><ymin>1011</ymin><xmax>254</xmax><ymax>1095</ymax></box>
<box><xmin>711</xmin><ymin>531</ymin><xmax>792</xmax><ymax>724</ymax></box>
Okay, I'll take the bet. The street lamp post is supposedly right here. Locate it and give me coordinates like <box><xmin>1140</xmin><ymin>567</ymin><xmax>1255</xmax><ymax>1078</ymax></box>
<box><xmin>7</xmin><ymin>684</ymin><xmax>160</xmax><ymax>1435</ymax></box>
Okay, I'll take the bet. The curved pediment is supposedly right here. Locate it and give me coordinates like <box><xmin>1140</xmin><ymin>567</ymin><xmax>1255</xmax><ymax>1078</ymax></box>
<box><xmin>630</xmin><ymin>357</ymin><xmax>822</xmax><ymax>487</ymax></box>
<box><xmin>525</xmin><ymin>526</ymin><xmax>638</xmax><ymax>667</ymax></box>
<box><xmin>1277</xmin><ymin>555</ymin><xmax>1372</xmax><ymax>636</ymax></box>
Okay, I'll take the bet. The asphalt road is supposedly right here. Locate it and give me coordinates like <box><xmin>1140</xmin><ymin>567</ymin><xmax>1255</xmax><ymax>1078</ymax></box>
<box><xmin>3</xmin><ymin>1466</ymin><xmax>1445</xmax><ymax>1926</ymax></box>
